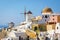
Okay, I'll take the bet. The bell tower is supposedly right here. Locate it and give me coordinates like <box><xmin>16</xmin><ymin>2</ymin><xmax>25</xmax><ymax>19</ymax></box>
<box><xmin>41</xmin><ymin>7</ymin><xmax>53</xmax><ymax>23</ymax></box>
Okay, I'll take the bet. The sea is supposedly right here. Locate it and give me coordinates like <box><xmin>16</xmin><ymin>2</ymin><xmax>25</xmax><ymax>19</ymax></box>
<box><xmin>0</xmin><ymin>25</ymin><xmax>8</xmax><ymax>29</ymax></box>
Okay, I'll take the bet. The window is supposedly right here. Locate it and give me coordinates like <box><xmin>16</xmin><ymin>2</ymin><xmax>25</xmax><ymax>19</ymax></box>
<box><xmin>53</xmin><ymin>15</ymin><xmax>54</xmax><ymax>17</ymax></box>
<box><xmin>57</xmin><ymin>27</ymin><xmax>58</xmax><ymax>29</ymax></box>
<box><xmin>53</xmin><ymin>19</ymin><xmax>54</xmax><ymax>20</ymax></box>
<box><xmin>19</xmin><ymin>36</ymin><xmax>22</xmax><ymax>40</ymax></box>
<box><xmin>45</xmin><ymin>15</ymin><xmax>48</xmax><ymax>18</ymax></box>
<box><xmin>14</xmin><ymin>29</ymin><xmax>17</xmax><ymax>31</ymax></box>
<box><xmin>34</xmin><ymin>26</ymin><xmax>37</xmax><ymax>31</ymax></box>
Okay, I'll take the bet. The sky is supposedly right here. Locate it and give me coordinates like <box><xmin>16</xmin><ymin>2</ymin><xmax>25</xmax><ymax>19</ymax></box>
<box><xmin>0</xmin><ymin>0</ymin><xmax>60</xmax><ymax>25</ymax></box>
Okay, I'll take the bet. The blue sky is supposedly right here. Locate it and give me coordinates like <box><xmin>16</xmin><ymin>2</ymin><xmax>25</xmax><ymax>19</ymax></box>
<box><xmin>0</xmin><ymin>0</ymin><xmax>60</xmax><ymax>25</ymax></box>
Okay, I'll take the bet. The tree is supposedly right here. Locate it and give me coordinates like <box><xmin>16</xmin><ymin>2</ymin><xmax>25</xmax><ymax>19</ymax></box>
<box><xmin>39</xmin><ymin>24</ymin><xmax>46</xmax><ymax>31</ymax></box>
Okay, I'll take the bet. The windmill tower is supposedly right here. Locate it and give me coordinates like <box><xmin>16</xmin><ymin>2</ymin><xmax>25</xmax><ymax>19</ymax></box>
<box><xmin>25</xmin><ymin>10</ymin><xmax>32</xmax><ymax>22</ymax></box>
<box><xmin>21</xmin><ymin>7</ymin><xmax>33</xmax><ymax>22</ymax></box>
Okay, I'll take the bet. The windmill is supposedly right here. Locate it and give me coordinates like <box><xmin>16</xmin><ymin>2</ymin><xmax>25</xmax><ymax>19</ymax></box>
<box><xmin>20</xmin><ymin>7</ymin><xmax>27</xmax><ymax>21</ymax></box>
